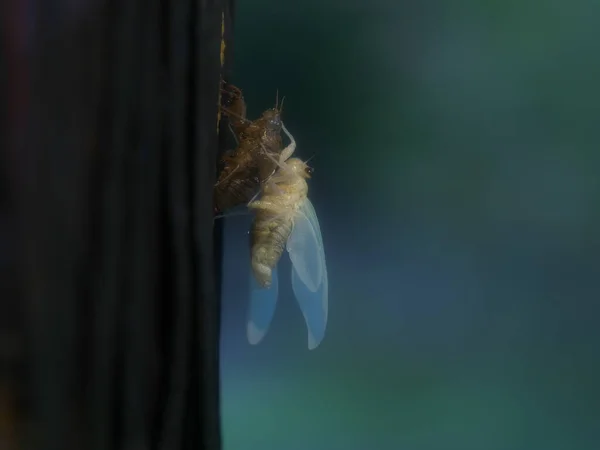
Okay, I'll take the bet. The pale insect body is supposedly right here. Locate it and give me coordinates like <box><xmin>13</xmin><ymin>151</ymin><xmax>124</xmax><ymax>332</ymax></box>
<box><xmin>247</xmin><ymin>126</ymin><xmax>328</xmax><ymax>350</ymax></box>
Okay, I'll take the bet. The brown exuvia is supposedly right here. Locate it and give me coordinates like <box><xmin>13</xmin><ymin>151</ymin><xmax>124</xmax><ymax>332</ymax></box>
<box><xmin>214</xmin><ymin>83</ymin><xmax>295</xmax><ymax>214</ymax></box>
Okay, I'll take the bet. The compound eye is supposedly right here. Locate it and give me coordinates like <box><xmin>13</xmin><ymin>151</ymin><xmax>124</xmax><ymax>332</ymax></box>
<box><xmin>305</xmin><ymin>166</ymin><xmax>314</xmax><ymax>176</ymax></box>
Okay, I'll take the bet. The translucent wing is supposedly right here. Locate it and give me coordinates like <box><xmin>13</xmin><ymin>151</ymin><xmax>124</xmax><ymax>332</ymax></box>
<box><xmin>287</xmin><ymin>199</ymin><xmax>328</xmax><ymax>350</ymax></box>
<box><xmin>247</xmin><ymin>265</ymin><xmax>279</xmax><ymax>345</ymax></box>
<box><xmin>286</xmin><ymin>202</ymin><xmax>323</xmax><ymax>291</ymax></box>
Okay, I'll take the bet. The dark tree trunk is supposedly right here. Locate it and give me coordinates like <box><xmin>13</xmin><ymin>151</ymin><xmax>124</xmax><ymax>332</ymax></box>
<box><xmin>0</xmin><ymin>0</ymin><xmax>234</xmax><ymax>449</ymax></box>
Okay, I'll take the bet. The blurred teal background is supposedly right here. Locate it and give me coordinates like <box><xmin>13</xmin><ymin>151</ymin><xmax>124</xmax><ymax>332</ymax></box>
<box><xmin>219</xmin><ymin>1</ymin><xmax>600</xmax><ymax>449</ymax></box>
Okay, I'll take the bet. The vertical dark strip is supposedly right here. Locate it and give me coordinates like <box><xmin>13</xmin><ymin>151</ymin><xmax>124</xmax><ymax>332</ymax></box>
<box><xmin>184</xmin><ymin>0</ymin><xmax>201</xmax><ymax>446</ymax></box>
<box><xmin>0</xmin><ymin>3</ymin><xmax>7</xmax><ymax>170</ymax></box>
<box><xmin>22</xmin><ymin>2</ymin><xmax>71</xmax><ymax>445</ymax></box>
<box><xmin>121</xmin><ymin>0</ymin><xmax>160</xmax><ymax>447</ymax></box>
<box><xmin>22</xmin><ymin>0</ymin><xmax>95</xmax><ymax>448</ymax></box>
<box><xmin>0</xmin><ymin>5</ymin><xmax>18</xmax><ymax>450</ymax></box>
<box><xmin>6</xmin><ymin>0</ymin><xmax>232</xmax><ymax>448</ymax></box>
<box><xmin>151</xmin><ymin>7</ymin><xmax>172</xmax><ymax>448</ymax></box>
<box><xmin>90</xmin><ymin>1</ymin><xmax>137</xmax><ymax>449</ymax></box>
<box><xmin>159</xmin><ymin>0</ymin><xmax>195</xmax><ymax>448</ymax></box>
<box><xmin>194</xmin><ymin>1</ymin><xmax>225</xmax><ymax>449</ymax></box>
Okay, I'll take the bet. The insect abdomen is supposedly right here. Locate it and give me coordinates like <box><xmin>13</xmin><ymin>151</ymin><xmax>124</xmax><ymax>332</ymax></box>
<box><xmin>250</xmin><ymin>213</ymin><xmax>293</xmax><ymax>288</ymax></box>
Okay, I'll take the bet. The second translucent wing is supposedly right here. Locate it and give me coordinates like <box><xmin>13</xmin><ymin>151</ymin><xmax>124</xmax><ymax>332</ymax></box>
<box><xmin>247</xmin><ymin>265</ymin><xmax>279</xmax><ymax>345</ymax></box>
<box><xmin>287</xmin><ymin>199</ymin><xmax>328</xmax><ymax>349</ymax></box>
<box><xmin>286</xmin><ymin>201</ymin><xmax>323</xmax><ymax>291</ymax></box>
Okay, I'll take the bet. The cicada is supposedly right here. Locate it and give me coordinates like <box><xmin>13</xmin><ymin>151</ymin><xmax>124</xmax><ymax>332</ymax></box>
<box><xmin>247</xmin><ymin>143</ymin><xmax>328</xmax><ymax>350</ymax></box>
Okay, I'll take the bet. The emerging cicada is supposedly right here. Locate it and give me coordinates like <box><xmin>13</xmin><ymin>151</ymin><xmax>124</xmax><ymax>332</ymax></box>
<box><xmin>247</xmin><ymin>136</ymin><xmax>328</xmax><ymax>350</ymax></box>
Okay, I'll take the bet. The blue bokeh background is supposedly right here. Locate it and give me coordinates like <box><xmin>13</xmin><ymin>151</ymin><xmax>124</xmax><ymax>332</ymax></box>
<box><xmin>220</xmin><ymin>1</ymin><xmax>600</xmax><ymax>449</ymax></box>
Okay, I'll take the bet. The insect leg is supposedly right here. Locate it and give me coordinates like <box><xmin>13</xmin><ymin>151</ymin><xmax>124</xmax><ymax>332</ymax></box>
<box><xmin>246</xmin><ymin>176</ymin><xmax>283</xmax><ymax>209</ymax></box>
<box><xmin>228</xmin><ymin>122</ymin><xmax>239</xmax><ymax>145</ymax></box>
<box><xmin>261</xmin><ymin>144</ymin><xmax>288</xmax><ymax>171</ymax></box>
<box><xmin>220</xmin><ymin>105</ymin><xmax>250</xmax><ymax>124</ymax></box>
<box><xmin>246</xmin><ymin>188</ymin><xmax>263</xmax><ymax>206</ymax></box>
<box><xmin>213</xmin><ymin>208</ymin><xmax>250</xmax><ymax>221</ymax></box>
<box><xmin>214</xmin><ymin>164</ymin><xmax>240</xmax><ymax>187</ymax></box>
<box><xmin>280</xmin><ymin>122</ymin><xmax>296</xmax><ymax>162</ymax></box>
<box><xmin>264</xmin><ymin>177</ymin><xmax>285</xmax><ymax>196</ymax></box>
